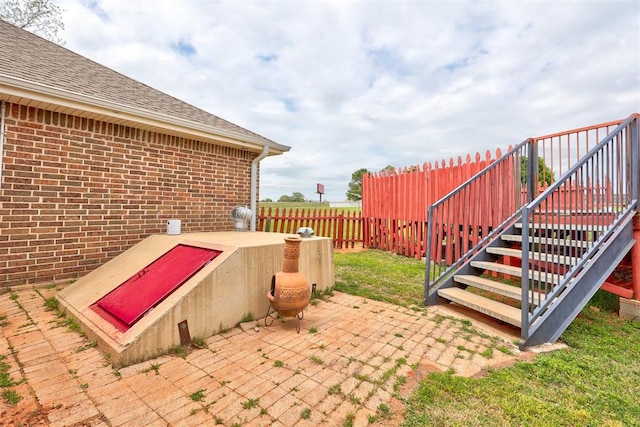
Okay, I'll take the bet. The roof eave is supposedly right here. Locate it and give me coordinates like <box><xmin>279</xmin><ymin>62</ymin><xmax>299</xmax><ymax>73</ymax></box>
<box><xmin>0</xmin><ymin>74</ymin><xmax>290</xmax><ymax>156</ymax></box>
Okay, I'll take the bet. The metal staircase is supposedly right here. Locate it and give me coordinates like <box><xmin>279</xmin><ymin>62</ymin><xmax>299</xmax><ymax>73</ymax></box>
<box><xmin>425</xmin><ymin>114</ymin><xmax>639</xmax><ymax>348</ymax></box>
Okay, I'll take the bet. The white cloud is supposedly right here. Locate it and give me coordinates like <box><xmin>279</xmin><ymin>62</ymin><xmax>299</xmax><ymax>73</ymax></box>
<box><xmin>57</xmin><ymin>0</ymin><xmax>640</xmax><ymax>201</ymax></box>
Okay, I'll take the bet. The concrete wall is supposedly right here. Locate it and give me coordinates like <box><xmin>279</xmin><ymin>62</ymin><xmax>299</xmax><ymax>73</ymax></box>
<box><xmin>0</xmin><ymin>103</ymin><xmax>257</xmax><ymax>288</ymax></box>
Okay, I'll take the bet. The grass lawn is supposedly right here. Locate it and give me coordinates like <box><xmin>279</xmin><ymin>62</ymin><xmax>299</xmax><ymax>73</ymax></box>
<box><xmin>334</xmin><ymin>250</ymin><xmax>640</xmax><ymax>427</ymax></box>
<box><xmin>335</xmin><ymin>249</ymin><xmax>426</xmax><ymax>309</ymax></box>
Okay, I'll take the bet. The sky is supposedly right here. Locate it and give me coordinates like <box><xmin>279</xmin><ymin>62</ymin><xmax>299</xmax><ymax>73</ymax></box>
<box><xmin>55</xmin><ymin>0</ymin><xmax>640</xmax><ymax>202</ymax></box>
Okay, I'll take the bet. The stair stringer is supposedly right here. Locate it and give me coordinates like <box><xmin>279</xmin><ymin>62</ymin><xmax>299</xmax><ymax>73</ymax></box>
<box><xmin>522</xmin><ymin>213</ymin><xmax>635</xmax><ymax>348</ymax></box>
<box><xmin>425</xmin><ymin>220</ymin><xmax>523</xmax><ymax>306</ymax></box>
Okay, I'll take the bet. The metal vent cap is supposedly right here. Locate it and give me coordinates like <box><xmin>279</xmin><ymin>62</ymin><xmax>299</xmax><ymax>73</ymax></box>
<box><xmin>231</xmin><ymin>206</ymin><xmax>253</xmax><ymax>231</ymax></box>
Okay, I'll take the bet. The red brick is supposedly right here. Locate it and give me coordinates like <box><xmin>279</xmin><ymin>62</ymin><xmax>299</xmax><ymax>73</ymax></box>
<box><xmin>0</xmin><ymin>102</ymin><xmax>256</xmax><ymax>288</ymax></box>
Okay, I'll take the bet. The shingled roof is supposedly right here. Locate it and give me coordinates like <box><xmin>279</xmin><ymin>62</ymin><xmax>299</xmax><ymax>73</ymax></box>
<box><xmin>0</xmin><ymin>20</ymin><xmax>288</xmax><ymax>154</ymax></box>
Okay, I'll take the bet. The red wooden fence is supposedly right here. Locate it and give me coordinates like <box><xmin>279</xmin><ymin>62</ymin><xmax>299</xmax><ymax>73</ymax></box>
<box><xmin>257</xmin><ymin>120</ymin><xmax>624</xmax><ymax>257</ymax></box>
<box><xmin>362</xmin><ymin>149</ymin><xmax>504</xmax><ymax>258</ymax></box>
<box><xmin>257</xmin><ymin>207</ymin><xmax>363</xmax><ymax>249</ymax></box>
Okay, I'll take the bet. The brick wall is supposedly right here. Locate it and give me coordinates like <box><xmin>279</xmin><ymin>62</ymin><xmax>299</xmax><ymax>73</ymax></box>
<box><xmin>0</xmin><ymin>103</ymin><xmax>258</xmax><ymax>288</ymax></box>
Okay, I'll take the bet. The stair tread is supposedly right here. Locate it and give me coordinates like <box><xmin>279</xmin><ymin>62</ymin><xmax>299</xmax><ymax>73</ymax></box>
<box><xmin>515</xmin><ymin>222</ymin><xmax>606</xmax><ymax>232</ymax></box>
<box><xmin>470</xmin><ymin>260</ymin><xmax>522</xmax><ymax>276</ymax></box>
<box><xmin>438</xmin><ymin>287</ymin><xmax>522</xmax><ymax>327</ymax></box>
<box><xmin>471</xmin><ymin>260</ymin><xmax>561</xmax><ymax>285</ymax></box>
<box><xmin>486</xmin><ymin>247</ymin><xmax>578</xmax><ymax>264</ymax></box>
<box><xmin>454</xmin><ymin>274</ymin><xmax>548</xmax><ymax>304</ymax></box>
<box><xmin>501</xmin><ymin>234</ymin><xmax>590</xmax><ymax>248</ymax></box>
<box><xmin>454</xmin><ymin>274</ymin><xmax>523</xmax><ymax>300</ymax></box>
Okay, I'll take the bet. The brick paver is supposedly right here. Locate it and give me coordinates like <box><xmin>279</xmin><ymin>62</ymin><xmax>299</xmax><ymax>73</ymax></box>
<box><xmin>0</xmin><ymin>288</ymin><xmax>523</xmax><ymax>426</ymax></box>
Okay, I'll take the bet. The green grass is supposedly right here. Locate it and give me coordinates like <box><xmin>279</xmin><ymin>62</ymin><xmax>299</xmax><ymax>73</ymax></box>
<box><xmin>191</xmin><ymin>336</ymin><xmax>208</xmax><ymax>349</ymax></box>
<box><xmin>343</xmin><ymin>412</ymin><xmax>355</xmax><ymax>427</ymax></box>
<box><xmin>0</xmin><ymin>359</ymin><xmax>18</xmax><ymax>388</ymax></box>
<box><xmin>240</xmin><ymin>312</ymin><xmax>255</xmax><ymax>323</ymax></box>
<box><xmin>334</xmin><ymin>250</ymin><xmax>426</xmax><ymax>308</ymax></box>
<box><xmin>59</xmin><ymin>317</ymin><xmax>87</xmax><ymax>338</ymax></box>
<box><xmin>333</xmin><ymin>250</ymin><xmax>640</xmax><ymax>426</ymax></box>
<box><xmin>327</xmin><ymin>384</ymin><xmax>342</xmax><ymax>395</ymax></box>
<box><xmin>377</xmin><ymin>403</ymin><xmax>392</xmax><ymax>419</ymax></box>
<box><xmin>167</xmin><ymin>345</ymin><xmax>188</xmax><ymax>359</ymax></box>
<box><xmin>403</xmin><ymin>305</ymin><xmax>640</xmax><ymax>426</ymax></box>
<box><xmin>241</xmin><ymin>397</ymin><xmax>259</xmax><ymax>409</ymax></box>
<box><xmin>1</xmin><ymin>389</ymin><xmax>22</xmax><ymax>405</ymax></box>
<box><xmin>309</xmin><ymin>355</ymin><xmax>324</xmax><ymax>365</ymax></box>
<box><xmin>142</xmin><ymin>363</ymin><xmax>160</xmax><ymax>375</ymax></box>
<box><xmin>189</xmin><ymin>388</ymin><xmax>206</xmax><ymax>402</ymax></box>
<box><xmin>43</xmin><ymin>296</ymin><xmax>59</xmax><ymax>312</ymax></box>
<box><xmin>301</xmin><ymin>407</ymin><xmax>311</xmax><ymax>419</ymax></box>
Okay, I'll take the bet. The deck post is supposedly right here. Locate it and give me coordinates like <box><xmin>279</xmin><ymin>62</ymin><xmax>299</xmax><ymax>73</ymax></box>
<box><xmin>631</xmin><ymin>117</ymin><xmax>640</xmax><ymax>300</ymax></box>
<box><xmin>631</xmin><ymin>214</ymin><xmax>640</xmax><ymax>300</ymax></box>
<box><xmin>526</xmin><ymin>139</ymin><xmax>538</xmax><ymax>203</ymax></box>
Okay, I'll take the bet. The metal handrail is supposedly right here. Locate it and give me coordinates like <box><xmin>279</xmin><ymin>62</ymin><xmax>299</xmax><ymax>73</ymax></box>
<box><xmin>425</xmin><ymin>140</ymin><xmax>530</xmax><ymax>299</ymax></box>
<box><xmin>425</xmin><ymin>115</ymin><xmax>636</xmax><ymax>303</ymax></box>
<box><xmin>521</xmin><ymin>114</ymin><xmax>639</xmax><ymax>337</ymax></box>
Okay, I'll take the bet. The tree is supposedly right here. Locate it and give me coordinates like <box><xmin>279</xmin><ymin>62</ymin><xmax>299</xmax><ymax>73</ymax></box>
<box><xmin>277</xmin><ymin>192</ymin><xmax>305</xmax><ymax>203</ymax></box>
<box><xmin>290</xmin><ymin>192</ymin><xmax>305</xmax><ymax>202</ymax></box>
<box><xmin>0</xmin><ymin>0</ymin><xmax>65</xmax><ymax>43</ymax></box>
<box><xmin>346</xmin><ymin>168</ymin><xmax>369</xmax><ymax>201</ymax></box>
<box><xmin>380</xmin><ymin>165</ymin><xmax>395</xmax><ymax>174</ymax></box>
<box><xmin>521</xmin><ymin>156</ymin><xmax>554</xmax><ymax>186</ymax></box>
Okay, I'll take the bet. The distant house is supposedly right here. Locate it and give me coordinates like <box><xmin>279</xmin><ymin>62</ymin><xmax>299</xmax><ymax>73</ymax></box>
<box><xmin>0</xmin><ymin>20</ymin><xmax>289</xmax><ymax>289</ymax></box>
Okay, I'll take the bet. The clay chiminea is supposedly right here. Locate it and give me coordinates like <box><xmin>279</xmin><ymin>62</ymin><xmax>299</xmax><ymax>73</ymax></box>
<box><xmin>265</xmin><ymin>237</ymin><xmax>310</xmax><ymax>332</ymax></box>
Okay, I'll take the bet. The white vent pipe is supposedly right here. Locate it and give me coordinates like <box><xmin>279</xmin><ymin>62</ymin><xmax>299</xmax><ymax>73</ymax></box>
<box><xmin>250</xmin><ymin>144</ymin><xmax>270</xmax><ymax>231</ymax></box>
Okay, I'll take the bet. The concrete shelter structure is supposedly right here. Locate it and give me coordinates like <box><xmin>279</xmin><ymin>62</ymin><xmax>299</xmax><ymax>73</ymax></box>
<box><xmin>57</xmin><ymin>232</ymin><xmax>334</xmax><ymax>367</ymax></box>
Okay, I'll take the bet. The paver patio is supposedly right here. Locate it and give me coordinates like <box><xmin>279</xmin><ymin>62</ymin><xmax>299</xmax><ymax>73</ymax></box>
<box><xmin>0</xmin><ymin>286</ymin><xmax>527</xmax><ymax>426</ymax></box>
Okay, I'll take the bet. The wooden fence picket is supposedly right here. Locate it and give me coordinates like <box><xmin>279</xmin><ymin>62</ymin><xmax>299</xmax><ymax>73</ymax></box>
<box><xmin>361</xmin><ymin>148</ymin><xmax>506</xmax><ymax>258</ymax></box>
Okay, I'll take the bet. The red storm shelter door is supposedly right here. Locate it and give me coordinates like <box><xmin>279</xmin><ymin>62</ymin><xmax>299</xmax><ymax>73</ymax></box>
<box><xmin>95</xmin><ymin>244</ymin><xmax>221</xmax><ymax>328</ymax></box>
